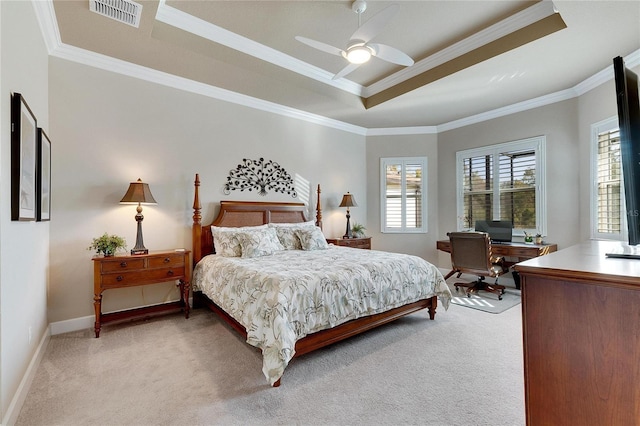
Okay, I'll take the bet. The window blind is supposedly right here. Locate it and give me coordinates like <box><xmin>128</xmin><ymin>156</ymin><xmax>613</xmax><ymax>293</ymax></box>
<box><xmin>596</xmin><ymin>129</ymin><xmax>622</xmax><ymax>234</ymax></box>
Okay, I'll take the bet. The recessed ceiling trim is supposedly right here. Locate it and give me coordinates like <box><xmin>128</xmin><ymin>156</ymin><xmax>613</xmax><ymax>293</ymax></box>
<box><xmin>155</xmin><ymin>0</ymin><xmax>364</xmax><ymax>96</ymax></box>
<box><xmin>30</xmin><ymin>2</ymin><xmax>640</xmax><ymax>137</ymax></box>
<box><xmin>364</xmin><ymin>1</ymin><xmax>560</xmax><ymax>98</ymax></box>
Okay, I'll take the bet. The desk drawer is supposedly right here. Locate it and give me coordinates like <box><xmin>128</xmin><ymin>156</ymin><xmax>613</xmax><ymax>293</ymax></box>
<box><xmin>148</xmin><ymin>254</ymin><xmax>185</xmax><ymax>268</ymax></box>
<box><xmin>508</xmin><ymin>247</ymin><xmax>539</xmax><ymax>258</ymax></box>
<box><xmin>101</xmin><ymin>267</ymin><xmax>185</xmax><ymax>288</ymax></box>
<box><xmin>100</xmin><ymin>258</ymin><xmax>145</xmax><ymax>273</ymax></box>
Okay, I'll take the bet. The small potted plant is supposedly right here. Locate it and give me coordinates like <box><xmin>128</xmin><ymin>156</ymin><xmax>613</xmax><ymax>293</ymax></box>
<box><xmin>524</xmin><ymin>231</ymin><xmax>534</xmax><ymax>244</ymax></box>
<box><xmin>351</xmin><ymin>222</ymin><xmax>367</xmax><ymax>238</ymax></box>
<box><xmin>88</xmin><ymin>233</ymin><xmax>127</xmax><ymax>257</ymax></box>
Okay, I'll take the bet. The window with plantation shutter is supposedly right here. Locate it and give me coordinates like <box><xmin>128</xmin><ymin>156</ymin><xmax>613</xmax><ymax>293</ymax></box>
<box><xmin>456</xmin><ymin>136</ymin><xmax>546</xmax><ymax>237</ymax></box>
<box><xmin>591</xmin><ymin>118</ymin><xmax>624</xmax><ymax>241</ymax></box>
<box><xmin>380</xmin><ymin>157</ymin><xmax>427</xmax><ymax>233</ymax></box>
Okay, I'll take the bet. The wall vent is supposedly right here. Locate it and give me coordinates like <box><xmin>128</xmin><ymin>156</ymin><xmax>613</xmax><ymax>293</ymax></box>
<box><xmin>89</xmin><ymin>0</ymin><xmax>142</xmax><ymax>28</ymax></box>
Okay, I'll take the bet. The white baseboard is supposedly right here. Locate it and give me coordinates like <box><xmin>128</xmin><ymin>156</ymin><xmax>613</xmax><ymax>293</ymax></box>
<box><xmin>49</xmin><ymin>315</ymin><xmax>94</xmax><ymax>335</ymax></box>
<box><xmin>49</xmin><ymin>296</ymin><xmax>195</xmax><ymax>336</ymax></box>
<box><xmin>3</xmin><ymin>327</ymin><xmax>51</xmax><ymax>426</ymax></box>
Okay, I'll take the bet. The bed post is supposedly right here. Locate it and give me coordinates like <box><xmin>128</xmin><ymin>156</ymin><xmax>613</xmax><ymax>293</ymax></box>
<box><xmin>315</xmin><ymin>184</ymin><xmax>322</xmax><ymax>230</ymax></box>
<box><xmin>192</xmin><ymin>173</ymin><xmax>202</xmax><ymax>267</ymax></box>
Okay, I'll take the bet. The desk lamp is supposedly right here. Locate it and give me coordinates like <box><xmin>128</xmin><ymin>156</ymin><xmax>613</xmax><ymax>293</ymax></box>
<box><xmin>120</xmin><ymin>178</ymin><xmax>157</xmax><ymax>255</ymax></box>
<box><xmin>339</xmin><ymin>192</ymin><xmax>357</xmax><ymax>239</ymax></box>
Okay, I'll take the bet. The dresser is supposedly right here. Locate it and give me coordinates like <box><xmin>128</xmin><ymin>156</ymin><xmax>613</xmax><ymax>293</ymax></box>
<box><xmin>92</xmin><ymin>250</ymin><xmax>191</xmax><ymax>337</ymax></box>
<box><xmin>515</xmin><ymin>241</ymin><xmax>640</xmax><ymax>425</ymax></box>
<box><xmin>326</xmin><ymin>237</ymin><xmax>371</xmax><ymax>249</ymax></box>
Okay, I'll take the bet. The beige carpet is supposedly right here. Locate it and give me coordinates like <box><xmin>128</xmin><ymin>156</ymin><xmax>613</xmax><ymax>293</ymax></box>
<box><xmin>16</xmin><ymin>302</ymin><xmax>525</xmax><ymax>425</ymax></box>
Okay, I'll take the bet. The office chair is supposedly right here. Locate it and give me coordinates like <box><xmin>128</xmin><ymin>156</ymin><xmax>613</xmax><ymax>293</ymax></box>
<box><xmin>447</xmin><ymin>231</ymin><xmax>507</xmax><ymax>300</ymax></box>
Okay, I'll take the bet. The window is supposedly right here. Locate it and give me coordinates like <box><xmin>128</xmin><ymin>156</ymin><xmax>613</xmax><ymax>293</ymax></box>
<box><xmin>591</xmin><ymin>118</ymin><xmax>624</xmax><ymax>241</ymax></box>
<box><xmin>380</xmin><ymin>157</ymin><xmax>427</xmax><ymax>233</ymax></box>
<box><xmin>456</xmin><ymin>136</ymin><xmax>546</xmax><ymax>236</ymax></box>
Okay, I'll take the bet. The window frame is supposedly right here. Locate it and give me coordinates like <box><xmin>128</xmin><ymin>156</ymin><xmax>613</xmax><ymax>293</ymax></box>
<box><xmin>380</xmin><ymin>156</ymin><xmax>428</xmax><ymax>234</ymax></box>
<box><xmin>455</xmin><ymin>136</ymin><xmax>547</xmax><ymax>237</ymax></box>
<box><xmin>590</xmin><ymin>117</ymin><xmax>625</xmax><ymax>241</ymax></box>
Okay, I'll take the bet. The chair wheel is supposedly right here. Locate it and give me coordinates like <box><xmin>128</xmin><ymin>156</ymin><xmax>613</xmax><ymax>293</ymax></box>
<box><xmin>499</xmin><ymin>295</ymin><xmax>503</xmax><ymax>300</ymax></box>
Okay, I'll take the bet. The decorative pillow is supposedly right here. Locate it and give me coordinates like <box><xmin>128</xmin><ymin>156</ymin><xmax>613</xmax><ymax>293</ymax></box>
<box><xmin>211</xmin><ymin>224</ymin><xmax>267</xmax><ymax>257</ymax></box>
<box><xmin>237</xmin><ymin>227</ymin><xmax>284</xmax><ymax>258</ymax></box>
<box><xmin>269</xmin><ymin>221</ymin><xmax>316</xmax><ymax>250</ymax></box>
<box><xmin>296</xmin><ymin>226</ymin><xmax>329</xmax><ymax>251</ymax></box>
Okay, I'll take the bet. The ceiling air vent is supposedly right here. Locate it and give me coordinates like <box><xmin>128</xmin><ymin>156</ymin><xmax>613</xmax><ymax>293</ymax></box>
<box><xmin>89</xmin><ymin>0</ymin><xmax>142</xmax><ymax>28</ymax></box>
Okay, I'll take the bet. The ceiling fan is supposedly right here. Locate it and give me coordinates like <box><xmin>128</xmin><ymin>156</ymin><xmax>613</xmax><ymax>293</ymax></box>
<box><xmin>295</xmin><ymin>0</ymin><xmax>414</xmax><ymax>80</ymax></box>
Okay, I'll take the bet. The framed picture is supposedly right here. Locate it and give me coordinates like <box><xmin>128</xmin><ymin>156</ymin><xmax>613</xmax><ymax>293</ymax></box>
<box><xmin>11</xmin><ymin>93</ymin><xmax>37</xmax><ymax>221</ymax></box>
<box><xmin>37</xmin><ymin>128</ymin><xmax>51</xmax><ymax>221</ymax></box>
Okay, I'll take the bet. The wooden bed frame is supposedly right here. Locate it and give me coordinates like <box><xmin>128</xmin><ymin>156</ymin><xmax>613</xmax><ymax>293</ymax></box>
<box><xmin>191</xmin><ymin>173</ymin><xmax>438</xmax><ymax>386</ymax></box>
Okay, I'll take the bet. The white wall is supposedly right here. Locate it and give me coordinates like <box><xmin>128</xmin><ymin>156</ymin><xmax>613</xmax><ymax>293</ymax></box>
<box><xmin>48</xmin><ymin>57</ymin><xmax>367</xmax><ymax>323</ymax></box>
<box><xmin>436</xmin><ymin>99</ymin><xmax>581</xmax><ymax>268</ymax></box>
<box><xmin>0</xmin><ymin>1</ymin><xmax>49</xmax><ymax>423</ymax></box>
<box><xmin>365</xmin><ymin>134</ymin><xmax>440</xmax><ymax>263</ymax></box>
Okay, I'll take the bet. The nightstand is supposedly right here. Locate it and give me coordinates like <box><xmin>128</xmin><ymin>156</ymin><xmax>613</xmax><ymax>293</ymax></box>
<box><xmin>92</xmin><ymin>250</ymin><xmax>191</xmax><ymax>337</ymax></box>
<box><xmin>326</xmin><ymin>237</ymin><xmax>371</xmax><ymax>250</ymax></box>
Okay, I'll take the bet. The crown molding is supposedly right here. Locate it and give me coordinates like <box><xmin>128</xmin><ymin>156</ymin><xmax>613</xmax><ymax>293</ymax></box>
<box><xmin>32</xmin><ymin>1</ymin><xmax>639</xmax><ymax>137</ymax></box>
<box><xmin>155</xmin><ymin>0</ymin><xmax>364</xmax><ymax>96</ymax></box>
<box><xmin>364</xmin><ymin>1</ymin><xmax>559</xmax><ymax>97</ymax></box>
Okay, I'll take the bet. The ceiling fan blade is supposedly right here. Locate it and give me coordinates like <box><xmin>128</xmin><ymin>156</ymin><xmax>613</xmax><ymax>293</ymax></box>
<box><xmin>350</xmin><ymin>4</ymin><xmax>399</xmax><ymax>44</ymax></box>
<box><xmin>295</xmin><ymin>36</ymin><xmax>344</xmax><ymax>57</ymax></box>
<box><xmin>369</xmin><ymin>43</ymin><xmax>414</xmax><ymax>66</ymax></box>
<box><xmin>332</xmin><ymin>63</ymin><xmax>360</xmax><ymax>80</ymax></box>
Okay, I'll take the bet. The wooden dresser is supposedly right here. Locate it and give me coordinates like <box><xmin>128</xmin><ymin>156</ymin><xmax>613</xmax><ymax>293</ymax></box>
<box><xmin>515</xmin><ymin>241</ymin><xmax>640</xmax><ymax>425</ymax></box>
<box><xmin>326</xmin><ymin>237</ymin><xmax>371</xmax><ymax>249</ymax></box>
<box><xmin>92</xmin><ymin>250</ymin><xmax>191</xmax><ymax>337</ymax></box>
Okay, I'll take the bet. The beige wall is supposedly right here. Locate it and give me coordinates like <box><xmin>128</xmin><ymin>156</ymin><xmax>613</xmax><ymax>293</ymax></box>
<box><xmin>435</xmin><ymin>99</ymin><xmax>581</xmax><ymax>268</ymax></box>
<box><xmin>48</xmin><ymin>57</ymin><xmax>366</xmax><ymax>323</ymax></box>
<box><xmin>365</xmin><ymin>134</ymin><xmax>439</xmax><ymax>263</ymax></box>
<box><xmin>0</xmin><ymin>1</ymin><xmax>49</xmax><ymax>422</ymax></box>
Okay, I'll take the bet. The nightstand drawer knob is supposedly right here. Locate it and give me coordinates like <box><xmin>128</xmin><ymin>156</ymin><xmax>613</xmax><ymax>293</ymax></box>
<box><xmin>164</xmin><ymin>257</ymin><xmax>170</xmax><ymax>263</ymax></box>
<box><xmin>116</xmin><ymin>275</ymin><xmax>124</xmax><ymax>281</ymax></box>
<box><xmin>120</xmin><ymin>262</ymin><xmax>127</xmax><ymax>268</ymax></box>
<box><xmin>167</xmin><ymin>270</ymin><xmax>174</xmax><ymax>276</ymax></box>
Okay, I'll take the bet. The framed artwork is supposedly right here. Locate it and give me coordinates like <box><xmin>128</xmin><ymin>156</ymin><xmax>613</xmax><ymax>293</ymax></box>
<box><xmin>11</xmin><ymin>93</ymin><xmax>37</xmax><ymax>221</ymax></box>
<box><xmin>37</xmin><ymin>128</ymin><xmax>51</xmax><ymax>221</ymax></box>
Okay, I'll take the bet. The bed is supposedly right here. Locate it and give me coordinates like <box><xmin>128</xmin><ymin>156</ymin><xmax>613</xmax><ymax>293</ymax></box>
<box><xmin>191</xmin><ymin>174</ymin><xmax>451</xmax><ymax>386</ymax></box>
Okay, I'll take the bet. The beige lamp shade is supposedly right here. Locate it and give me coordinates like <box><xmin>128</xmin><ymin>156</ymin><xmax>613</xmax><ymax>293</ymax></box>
<box><xmin>120</xmin><ymin>178</ymin><xmax>157</xmax><ymax>204</ymax></box>
<box><xmin>339</xmin><ymin>193</ymin><xmax>358</xmax><ymax>208</ymax></box>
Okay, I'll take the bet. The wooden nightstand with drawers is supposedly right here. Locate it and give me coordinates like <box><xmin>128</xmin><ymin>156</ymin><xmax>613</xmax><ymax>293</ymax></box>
<box><xmin>92</xmin><ymin>250</ymin><xmax>191</xmax><ymax>337</ymax></box>
<box><xmin>326</xmin><ymin>237</ymin><xmax>371</xmax><ymax>250</ymax></box>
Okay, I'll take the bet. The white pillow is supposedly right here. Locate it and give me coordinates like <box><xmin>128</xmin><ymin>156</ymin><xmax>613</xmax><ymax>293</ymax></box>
<box><xmin>211</xmin><ymin>224</ymin><xmax>267</xmax><ymax>257</ymax></box>
<box><xmin>237</xmin><ymin>227</ymin><xmax>284</xmax><ymax>258</ymax></box>
<box><xmin>269</xmin><ymin>221</ymin><xmax>316</xmax><ymax>250</ymax></box>
<box><xmin>296</xmin><ymin>226</ymin><xmax>329</xmax><ymax>251</ymax></box>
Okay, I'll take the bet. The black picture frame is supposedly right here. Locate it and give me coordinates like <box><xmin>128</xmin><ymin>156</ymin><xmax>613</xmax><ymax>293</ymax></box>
<box><xmin>11</xmin><ymin>93</ymin><xmax>37</xmax><ymax>221</ymax></box>
<box><xmin>37</xmin><ymin>128</ymin><xmax>51</xmax><ymax>222</ymax></box>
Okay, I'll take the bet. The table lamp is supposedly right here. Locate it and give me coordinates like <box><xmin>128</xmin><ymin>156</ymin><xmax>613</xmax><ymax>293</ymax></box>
<box><xmin>339</xmin><ymin>192</ymin><xmax>357</xmax><ymax>239</ymax></box>
<box><xmin>120</xmin><ymin>178</ymin><xmax>157</xmax><ymax>255</ymax></box>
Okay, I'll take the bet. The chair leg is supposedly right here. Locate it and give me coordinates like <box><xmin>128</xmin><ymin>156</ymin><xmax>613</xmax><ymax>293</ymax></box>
<box><xmin>456</xmin><ymin>277</ymin><xmax>506</xmax><ymax>300</ymax></box>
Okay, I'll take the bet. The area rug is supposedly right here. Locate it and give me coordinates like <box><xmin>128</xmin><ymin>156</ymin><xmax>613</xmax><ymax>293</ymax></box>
<box><xmin>446</xmin><ymin>279</ymin><xmax>521</xmax><ymax>314</ymax></box>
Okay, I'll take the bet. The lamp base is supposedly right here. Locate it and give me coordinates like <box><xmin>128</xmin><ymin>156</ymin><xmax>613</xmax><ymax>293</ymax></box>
<box><xmin>131</xmin><ymin>248</ymin><xmax>148</xmax><ymax>255</ymax></box>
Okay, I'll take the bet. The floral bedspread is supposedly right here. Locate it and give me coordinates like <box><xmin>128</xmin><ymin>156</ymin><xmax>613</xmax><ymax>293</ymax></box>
<box><xmin>192</xmin><ymin>246</ymin><xmax>451</xmax><ymax>385</ymax></box>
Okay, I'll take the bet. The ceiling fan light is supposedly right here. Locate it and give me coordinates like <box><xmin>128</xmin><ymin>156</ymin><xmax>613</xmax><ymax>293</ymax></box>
<box><xmin>346</xmin><ymin>46</ymin><xmax>372</xmax><ymax>64</ymax></box>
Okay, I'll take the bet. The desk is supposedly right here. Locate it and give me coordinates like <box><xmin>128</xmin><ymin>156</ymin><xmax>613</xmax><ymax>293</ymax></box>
<box><xmin>437</xmin><ymin>240</ymin><xmax>557</xmax><ymax>288</ymax></box>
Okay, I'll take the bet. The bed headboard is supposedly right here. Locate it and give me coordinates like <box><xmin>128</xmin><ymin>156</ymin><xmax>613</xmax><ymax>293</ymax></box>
<box><xmin>192</xmin><ymin>173</ymin><xmax>321</xmax><ymax>266</ymax></box>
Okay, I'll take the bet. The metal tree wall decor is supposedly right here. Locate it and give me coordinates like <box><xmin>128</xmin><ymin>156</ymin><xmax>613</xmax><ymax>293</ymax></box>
<box><xmin>224</xmin><ymin>158</ymin><xmax>297</xmax><ymax>197</ymax></box>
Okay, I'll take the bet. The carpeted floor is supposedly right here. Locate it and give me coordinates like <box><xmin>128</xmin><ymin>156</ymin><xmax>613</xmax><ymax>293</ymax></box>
<box><xmin>16</xmin><ymin>301</ymin><xmax>525</xmax><ymax>426</ymax></box>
